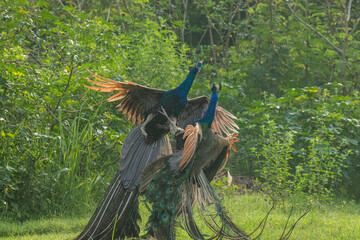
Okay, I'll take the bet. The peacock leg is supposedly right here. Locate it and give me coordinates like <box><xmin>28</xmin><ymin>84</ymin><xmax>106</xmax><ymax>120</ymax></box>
<box><xmin>141</xmin><ymin>113</ymin><xmax>155</xmax><ymax>138</ymax></box>
<box><xmin>158</xmin><ymin>107</ymin><xmax>184</xmax><ymax>136</ymax></box>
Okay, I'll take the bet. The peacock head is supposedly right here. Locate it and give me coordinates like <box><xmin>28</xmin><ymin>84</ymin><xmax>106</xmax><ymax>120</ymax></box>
<box><xmin>211</xmin><ymin>83</ymin><xmax>221</xmax><ymax>94</ymax></box>
<box><xmin>195</xmin><ymin>60</ymin><xmax>204</xmax><ymax>71</ymax></box>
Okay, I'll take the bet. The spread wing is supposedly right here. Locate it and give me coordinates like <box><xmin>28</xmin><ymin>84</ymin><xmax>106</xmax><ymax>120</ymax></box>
<box><xmin>179</xmin><ymin>123</ymin><xmax>201</xmax><ymax>172</ymax></box>
<box><xmin>218</xmin><ymin>132</ymin><xmax>239</xmax><ymax>172</ymax></box>
<box><xmin>177</xmin><ymin>96</ymin><xmax>239</xmax><ymax>136</ymax></box>
<box><xmin>203</xmin><ymin>132</ymin><xmax>239</xmax><ymax>181</ymax></box>
<box><xmin>85</xmin><ymin>70</ymin><xmax>165</xmax><ymax>125</ymax></box>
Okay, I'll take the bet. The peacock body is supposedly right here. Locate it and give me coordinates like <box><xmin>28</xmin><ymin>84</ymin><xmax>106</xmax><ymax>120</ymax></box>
<box><xmin>76</xmin><ymin>62</ymin><xmax>202</xmax><ymax>240</ymax></box>
<box><xmin>141</xmin><ymin>84</ymin><xmax>248</xmax><ymax>240</ymax></box>
<box><xmin>77</xmin><ymin>63</ymin><xmax>240</xmax><ymax>240</ymax></box>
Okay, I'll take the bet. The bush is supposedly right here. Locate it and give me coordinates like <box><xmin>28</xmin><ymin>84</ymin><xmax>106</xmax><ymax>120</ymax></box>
<box><xmin>240</xmin><ymin>87</ymin><xmax>358</xmax><ymax>201</ymax></box>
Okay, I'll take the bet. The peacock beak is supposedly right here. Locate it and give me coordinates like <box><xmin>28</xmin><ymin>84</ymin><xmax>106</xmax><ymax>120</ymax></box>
<box><xmin>196</xmin><ymin>60</ymin><xmax>204</xmax><ymax>72</ymax></box>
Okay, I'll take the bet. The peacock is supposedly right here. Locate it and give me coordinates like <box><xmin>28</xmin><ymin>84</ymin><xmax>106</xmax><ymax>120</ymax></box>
<box><xmin>76</xmin><ymin>62</ymin><xmax>239</xmax><ymax>240</ymax></box>
<box><xmin>140</xmin><ymin>84</ymin><xmax>250</xmax><ymax>240</ymax></box>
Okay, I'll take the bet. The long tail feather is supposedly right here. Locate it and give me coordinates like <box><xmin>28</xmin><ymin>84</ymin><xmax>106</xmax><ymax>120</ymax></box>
<box><xmin>188</xmin><ymin>171</ymin><xmax>250</xmax><ymax>239</ymax></box>
<box><xmin>77</xmin><ymin>125</ymin><xmax>172</xmax><ymax>240</ymax></box>
<box><xmin>120</xmin><ymin>124</ymin><xmax>172</xmax><ymax>190</ymax></box>
<box><xmin>75</xmin><ymin>170</ymin><xmax>140</xmax><ymax>240</ymax></box>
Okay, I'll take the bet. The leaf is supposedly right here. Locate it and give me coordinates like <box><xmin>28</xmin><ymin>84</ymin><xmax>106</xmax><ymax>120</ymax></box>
<box><xmin>172</xmin><ymin>20</ymin><xmax>184</xmax><ymax>27</ymax></box>
<box><xmin>35</xmin><ymin>1</ymin><xmax>48</xmax><ymax>7</ymax></box>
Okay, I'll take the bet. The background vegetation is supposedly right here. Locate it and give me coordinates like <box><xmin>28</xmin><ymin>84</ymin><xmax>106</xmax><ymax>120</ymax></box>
<box><xmin>1</xmin><ymin>0</ymin><xmax>359</xmax><ymax>226</ymax></box>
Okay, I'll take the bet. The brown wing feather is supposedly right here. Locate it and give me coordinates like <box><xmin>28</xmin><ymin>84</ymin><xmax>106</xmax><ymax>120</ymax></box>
<box><xmin>177</xmin><ymin>96</ymin><xmax>209</xmax><ymax>129</ymax></box>
<box><xmin>214</xmin><ymin>106</ymin><xmax>239</xmax><ymax>132</ymax></box>
<box><xmin>179</xmin><ymin>123</ymin><xmax>201</xmax><ymax>171</ymax></box>
<box><xmin>84</xmin><ymin>70</ymin><xmax>165</xmax><ymax>125</ymax></box>
<box><xmin>218</xmin><ymin>133</ymin><xmax>239</xmax><ymax>172</ymax></box>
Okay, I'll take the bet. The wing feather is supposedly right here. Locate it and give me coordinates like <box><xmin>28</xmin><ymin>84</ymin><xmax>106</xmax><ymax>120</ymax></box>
<box><xmin>215</xmin><ymin>106</ymin><xmax>239</xmax><ymax>130</ymax></box>
<box><xmin>119</xmin><ymin>97</ymin><xmax>133</xmax><ymax>115</ymax></box>
<box><xmin>216</xmin><ymin>114</ymin><xmax>230</xmax><ymax>135</ymax></box>
<box><xmin>106</xmin><ymin>92</ymin><xmax>127</xmax><ymax>102</ymax></box>
<box><xmin>116</xmin><ymin>96</ymin><xmax>131</xmax><ymax>111</ymax></box>
<box><xmin>211</xmin><ymin>119</ymin><xmax>221</xmax><ymax>134</ymax></box>
<box><xmin>85</xmin><ymin>70</ymin><xmax>165</xmax><ymax>125</ymax></box>
<box><xmin>178</xmin><ymin>96</ymin><xmax>239</xmax><ymax>136</ymax></box>
<box><xmin>218</xmin><ymin>133</ymin><xmax>239</xmax><ymax>172</ymax></box>
<box><xmin>179</xmin><ymin>123</ymin><xmax>201</xmax><ymax>171</ymax></box>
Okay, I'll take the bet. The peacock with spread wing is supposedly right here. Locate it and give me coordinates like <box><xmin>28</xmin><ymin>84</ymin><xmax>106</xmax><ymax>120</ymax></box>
<box><xmin>76</xmin><ymin>62</ymin><xmax>239</xmax><ymax>240</ymax></box>
<box><xmin>140</xmin><ymin>84</ymin><xmax>250</xmax><ymax>240</ymax></box>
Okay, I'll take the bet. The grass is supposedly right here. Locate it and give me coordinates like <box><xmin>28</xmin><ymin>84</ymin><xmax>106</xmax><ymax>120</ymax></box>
<box><xmin>1</xmin><ymin>193</ymin><xmax>359</xmax><ymax>240</ymax></box>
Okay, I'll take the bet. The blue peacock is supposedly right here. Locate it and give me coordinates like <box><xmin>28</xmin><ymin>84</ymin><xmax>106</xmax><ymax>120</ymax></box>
<box><xmin>76</xmin><ymin>62</ymin><xmax>239</xmax><ymax>240</ymax></box>
<box><xmin>140</xmin><ymin>84</ymin><xmax>250</xmax><ymax>240</ymax></box>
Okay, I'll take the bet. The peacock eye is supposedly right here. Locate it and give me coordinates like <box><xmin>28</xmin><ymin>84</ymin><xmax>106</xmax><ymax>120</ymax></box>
<box><xmin>156</xmin><ymin>192</ymin><xmax>161</xmax><ymax>197</ymax></box>
<box><xmin>153</xmin><ymin>223</ymin><xmax>158</xmax><ymax>229</ymax></box>
<box><xmin>162</xmin><ymin>214</ymin><xmax>167</xmax><ymax>219</ymax></box>
<box><xmin>169</xmin><ymin>187</ymin><xmax>173</xmax><ymax>192</ymax></box>
<box><xmin>168</xmin><ymin>179</ymin><xmax>172</xmax><ymax>184</ymax></box>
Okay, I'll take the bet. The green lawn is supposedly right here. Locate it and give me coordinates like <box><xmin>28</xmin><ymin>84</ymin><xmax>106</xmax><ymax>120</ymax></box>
<box><xmin>1</xmin><ymin>193</ymin><xmax>359</xmax><ymax>240</ymax></box>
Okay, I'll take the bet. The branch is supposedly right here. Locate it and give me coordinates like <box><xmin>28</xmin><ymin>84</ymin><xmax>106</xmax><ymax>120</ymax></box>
<box><xmin>225</xmin><ymin>1</ymin><xmax>242</xmax><ymax>50</ymax></box>
<box><xmin>181</xmin><ymin>0</ymin><xmax>189</xmax><ymax>43</ymax></box>
<box><xmin>347</xmin><ymin>0</ymin><xmax>353</xmax><ymax>22</ymax></box>
<box><xmin>203</xmin><ymin>0</ymin><xmax>216</xmax><ymax>63</ymax></box>
<box><xmin>43</xmin><ymin>105</ymin><xmax>70</xmax><ymax>133</ymax></box>
<box><xmin>348</xmin><ymin>17</ymin><xmax>360</xmax><ymax>37</ymax></box>
<box><xmin>45</xmin><ymin>64</ymin><xmax>75</xmax><ymax>118</ymax></box>
<box><xmin>122</xmin><ymin>0</ymin><xmax>134</xmax><ymax>19</ymax></box>
<box><xmin>287</xmin><ymin>3</ymin><xmax>343</xmax><ymax>56</ymax></box>
<box><xmin>195</xmin><ymin>27</ymin><xmax>208</xmax><ymax>49</ymax></box>
<box><xmin>58</xmin><ymin>0</ymin><xmax>76</xmax><ymax>17</ymax></box>
<box><xmin>243</xmin><ymin>0</ymin><xmax>262</xmax><ymax>37</ymax></box>
<box><xmin>103</xmin><ymin>4</ymin><xmax>111</xmax><ymax>34</ymax></box>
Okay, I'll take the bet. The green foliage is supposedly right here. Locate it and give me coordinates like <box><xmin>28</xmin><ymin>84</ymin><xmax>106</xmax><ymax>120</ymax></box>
<box><xmin>252</xmin><ymin>113</ymin><xmax>351</xmax><ymax>201</ymax></box>
<box><xmin>1</xmin><ymin>0</ymin><xmax>360</xmax><ymax>221</ymax></box>
<box><xmin>0</xmin><ymin>0</ymin><xmax>191</xmax><ymax>220</ymax></box>
<box><xmin>211</xmin><ymin>178</ymin><xmax>239</xmax><ymax>197</ymax></box>
<box><xmin>252</xmin><ymin>116</ymin><xmax>295</xmax><ymax>199</ymax></box>
<box><xmin>294</xmin><ymin>131</ymin><xmax>350</xmax><ymax>201</ymax></box>
<box><xmin>241</xmin><ymin>87</ymin><xmax>358</xmax><ymax>201</ymax></box>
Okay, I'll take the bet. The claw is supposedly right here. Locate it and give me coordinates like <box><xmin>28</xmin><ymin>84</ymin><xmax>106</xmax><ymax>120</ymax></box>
<box><xmin>141</xmin><ymin>125</ymin><xmax>148</xmax><ymax>138</ymax></box>
<box><xmin>141</xmin><ymin>113</ymin><xmax>155</xmax><ymax>139</ymax></box>
<box><xmin>175</xmin><ymin>128</ymin><xmax>185</xmax><ymax>136</ymax></box>
<box><xmin>158</xmin><ymin>107</ymin><xmax>170</xmax><ymax>119</ymax></box>
<box><xmin>158</xmin><ymin>107</ymin><xmax>184</xmax><ymax>136</ymax></box>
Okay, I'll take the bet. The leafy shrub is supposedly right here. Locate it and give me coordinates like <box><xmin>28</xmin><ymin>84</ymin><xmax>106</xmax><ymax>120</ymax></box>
<box><xmin>251</xmin><ymin>115</ymin><xmax>295</xmax><ymax>199</ymax></box>
<box><xmin>240</xmin><ymin>87</ymin><xmax>358</xmax><ymax>201</ymax></box>
<box><xmin>0</xmin><ymin>1</ymin><xmax>192</xmax><ymax>219</ymax></box>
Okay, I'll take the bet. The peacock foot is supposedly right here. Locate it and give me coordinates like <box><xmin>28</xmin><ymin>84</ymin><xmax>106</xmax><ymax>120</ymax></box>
<box><xmin>140</xmin><ymin>125</ymin><xmax>148</xmax><ymax>138</ymax></box>
<box><xmin>141</xmin><ymin>113</ymin><xmax>156</xmax><ymax>139</ymax></box>
<box><xmin>173</xmin><ymin>126</ymin><xmax>184</xmax><ymax>136</ymax></box>
<box><xmin>158</xmin><ymin>107</ymin><xmax>184</xmax><ymax>136</ymax></box>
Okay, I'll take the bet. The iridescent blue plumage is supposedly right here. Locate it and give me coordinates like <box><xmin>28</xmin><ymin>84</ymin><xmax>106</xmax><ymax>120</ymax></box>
<box><xmin>158</xmin><ymin>61</ymin><xmax>202</xmax><ymax>116</ymax></box>
<box><xmin>140</xmin><ymin>84</ymin><xmax>247</xmax><ymax>240</ymax></box>
<box><xmin>76</xmin><ymin>61</ymin><xmax>203</xmax><ymax>240</ymax></box>
<box><xmin>79</xmin><ymin>61</ymin><xmax>242</xmax><ymax>240</ymax></box>
<box><xmin>195</xmin><ymin>83</ymin><xmax>220</xmax><ymax>128</ymax></box>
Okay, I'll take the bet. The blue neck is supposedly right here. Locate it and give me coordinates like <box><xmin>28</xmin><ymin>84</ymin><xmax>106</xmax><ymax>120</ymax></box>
<box><xmin>196</xmin><ymin>91</ymin><xmax>218</xmax><ymax>127</ymax></box>
<box><xmin>173</xmin><ymin>66</ymin><xmax>199</xmax><ymax>96</ymax></box>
